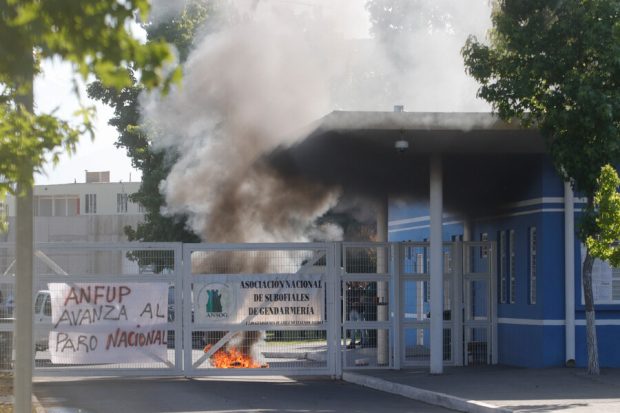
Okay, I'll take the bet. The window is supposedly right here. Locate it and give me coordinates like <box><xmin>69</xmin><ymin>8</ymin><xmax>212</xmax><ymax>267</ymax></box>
<box><xmin>613</xmin><ymin>268</ymin><xmax>620</xmax><ymax>302</ymax></box>
<box><xmin>117</xmin><ymin>193</ymin><xmax>128</xmax><ymax>213</ymax></box>
<box><xmin>43</xmin><ymin>296</ymin><xmax>52</xmax><ymax>316</ymax></box>
<box><xmin>38</xmin><ymin>198</ymin><xmax>53</xmax><ymax>216</ymax></box>
<box><xmin>480</xmin><ymin>232</ymin><xmax>489</xmax><ymax>258</ymax></box>
<box><xmin>529</xmin><ymin>227</ymin><xmax>537</xmax><ymax>304</ymax></box>
<box><xmin>498</xmin><ymin>231</ymin><xmax>507</xmax><ymax>303</ymax></box>
<box><xmin>580</xmin><ymin>244</ymin><xmax>620</xmax><ymax>304</ymax></box>
<box><xmin>34</xmin><ymin>196</ymin><xmax>80</xmax><ymax>216</ymax></box>
<box><xmin>416</xmin><ymin>253</ymin><xmax>424</xmax><ymax>274</ymax></box>
<box><xmin>85</xmin><ymin>194</ymin><xmax>96</xmax><ymax>214</ymax></box>
<box><xmin>137</xmin><ymin>202</ymin><xmax>146</xmax><ymax>213</ymax></box>
<box><xmin>509</xmin><ymin>230</ymin><xmax>516</xmax><ymax>304</ymax></box>
<box><xmin>67</xmin><ymin>198</ymin><xmax>79</xmax><ymax>216</ymax></box>
<box><xmin>34</xmin><ymin>293</ymin><xmax>45</xmax><ymax>314</ymax></box>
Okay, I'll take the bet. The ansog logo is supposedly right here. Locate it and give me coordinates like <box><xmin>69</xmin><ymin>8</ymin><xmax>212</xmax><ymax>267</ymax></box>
<box><xmin>197</xmin><ymin>283</ymin><xmax>232</xmax><ymax>320</ymax></box>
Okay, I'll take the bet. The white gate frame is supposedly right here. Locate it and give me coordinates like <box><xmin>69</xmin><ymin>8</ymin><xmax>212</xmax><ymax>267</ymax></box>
<box><xmin>340</xmin><ymin>242</ymin><xmax>394</xmax><ymax>370</ymax></box>
<box><xmin>0</xmin><ymin>240</ymin><xmax>498</xmax><ymax>377</ymax></box>
<box><xmin>31</xmin><ymin>242</ymin><xmax>184</xmax><ymax>377</ymax></box>
<box><xmin>181</xmin><ymin>242</ymin><xmax>341</xmax><ymax>377</ymax></box>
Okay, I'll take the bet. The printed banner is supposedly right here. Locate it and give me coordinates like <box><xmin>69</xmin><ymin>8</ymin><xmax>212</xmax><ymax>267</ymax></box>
<box><xmin>194</xmin><ymin>274</ymin><xmax>324</xmax><ymax>325</ymax></box>
<box><xmin>48</xmin><ymin>282</ymin><xmax>169</xmax><ymax>364</ymax></box>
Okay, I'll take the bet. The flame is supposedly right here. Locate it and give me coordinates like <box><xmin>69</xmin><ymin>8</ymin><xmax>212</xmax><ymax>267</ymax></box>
<box><xmin>204</xmin><ymin>345</ymin><xmax>268</xmax><ymax>368</ymax></box>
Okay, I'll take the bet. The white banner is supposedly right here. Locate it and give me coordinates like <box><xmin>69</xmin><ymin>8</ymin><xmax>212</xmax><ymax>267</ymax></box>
<box><xmin>48</xmin><ymin>282</ymin><xmax>169</xmax><ymax>364</ymax></box>
<box><xmin>194</xmin><ymin>274</ymin><xmax>324</xmax><ymax>326</ymax></box>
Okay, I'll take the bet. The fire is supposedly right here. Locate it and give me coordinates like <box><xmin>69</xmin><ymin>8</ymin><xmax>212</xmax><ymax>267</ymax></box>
<box><xmin>204</xmin><ymin>345</ymin><xmax>268</xmax><ymax>368</ymax></box>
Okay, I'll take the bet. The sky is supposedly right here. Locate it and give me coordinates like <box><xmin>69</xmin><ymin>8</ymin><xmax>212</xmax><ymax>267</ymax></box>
<box><xmin>33</xmin><ymin>0</ymin><xmax>371</xmax><ymax>186</ymax></box>
<box><xmin>34</xmin><ymin>59</ymin><xmax>142</xmax><ymax>186</ymax></box>
<box><xmin>33</xmin><ymin>0</ymin><xmax>490</xmax><ymax>187</ymax></box>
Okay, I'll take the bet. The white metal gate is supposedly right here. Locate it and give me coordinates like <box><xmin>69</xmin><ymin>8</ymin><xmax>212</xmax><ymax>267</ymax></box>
<box><xmin>341</xmin><ymin>243</ymin><xmax>394</xmax><ymax>370</ymax></box>
<box><xmin>182</xmin><ymin>243</ymin><xmax>341</xmax><ymax>377</ymax></box>
<box><xmin>395</xmin><ymin>241</ymin><xmax>497</xmax><ymax>368</ymax></box>
<box><xmin>27</xmin><ymin>242</ymin><xmax>184</xmax><ymax>376</ymax></box>
<box><xmin>0</xmin><ymin>240</ymin><xmax>496</xmax><ymax>377</ymax></box>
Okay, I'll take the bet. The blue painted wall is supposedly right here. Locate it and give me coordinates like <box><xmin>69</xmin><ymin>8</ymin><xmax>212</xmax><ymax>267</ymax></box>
<box><xmin>389</xmin><ymin>155</ymin><xmax>620</xmax><ymax>368</ymax></box>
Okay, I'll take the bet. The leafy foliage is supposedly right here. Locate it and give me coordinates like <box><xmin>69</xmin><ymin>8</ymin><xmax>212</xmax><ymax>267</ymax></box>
<box><xmin>0</xmin><ymin>0</ymin><xmax>178</xmax><ymax>196</ymax></box>
<box><xmin>462</xmin><ymin>0</ymin><xmax>620</xmax><ymax>198</ymax></box>
<box><xmin>462</xmin><ymin>0</ymin><xmax>620</xmax><ymax>374</ymax></box>
<box><xmin>87</xmin><ymin>1</ymin><xmax>218</xmax><ymax>248</ymax></box>
<box><xmin>586</xmin><ymin>165</ymin><xmax>620</xmax><ymax>266</ymax></box>
<box><xmin>366</xmin><ymin>0</ymin><xmax>452</xmax><ymax>39</ymax></box>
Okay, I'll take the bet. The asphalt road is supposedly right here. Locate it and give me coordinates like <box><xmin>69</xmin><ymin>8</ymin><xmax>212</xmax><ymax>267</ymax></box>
<box><xmin>34</xmin><ymin>375</ymin><xmax>456</xmax><ymax>413</ymax></box>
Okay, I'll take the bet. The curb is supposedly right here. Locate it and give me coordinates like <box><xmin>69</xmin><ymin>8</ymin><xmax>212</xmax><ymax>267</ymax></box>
<box><xmin>342</xmin><ymin>372</ymin><xmax>512</xmax><ymax>413</ymax></box>
<box><xmin>34</xmin><ymin>393</ymin><xmax>46</xmax><ymax>413</ymax></box>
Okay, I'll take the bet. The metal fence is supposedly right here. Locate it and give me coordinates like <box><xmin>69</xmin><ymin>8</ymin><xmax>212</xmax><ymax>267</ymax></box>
<box><xmin>183</xmin><ymin>243</ymin><xmax>340</xmax><ymax>377</ymax></box>
<box><xmin>0</xmin><ymin>242</ymin><xmax>183</xmax><ymax>376</ymax></box>
<box><xmin>0</xmin><ymin>240</ymin><xmax>495</xmax><ymax>376</ymax></box>
<box><xmin>341</xmin><ymin>242</ymin><xmax>393</xmax><ymax>370</ymax></box>
<box><xmin>0</xmin><ymin>243</ymin><xmax>16</xmax><ymax>369</ymax></box>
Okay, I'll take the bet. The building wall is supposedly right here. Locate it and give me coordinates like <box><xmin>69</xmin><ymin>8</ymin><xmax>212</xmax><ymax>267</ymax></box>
<box><xmin>2</xmin><ymin>181</ymin><xmax>145</xmax><ymax>278</ymax></box>
<box><xmin>388</xmin><ymin>155</ymin><xmax>620</xmax><ymax>368</ymax></box>
<box><xmin>5</xmin><ymin>181</ymin><xmax>142</xmax><ymax>217</ymax></box>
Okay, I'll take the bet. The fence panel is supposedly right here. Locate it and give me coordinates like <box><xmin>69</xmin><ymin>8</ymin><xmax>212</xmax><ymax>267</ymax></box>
<box><xmin>29</xmin><ymin>242</ymin><xmax>183</xmax><ymax>376</ymax></box>
<box><xmin>0</xmin><ymin>244</ymin><xmax>16</xmax><ymax>370</ymax></box>
<box><xmin>183</xmin><ymin>243</ymin><xmax>337</xmax><ymax>376</ymax></box>
<box><xmin>341</xmin><ymin>242</ymin><xmax>393</xmax><ymax>369</ymax></box>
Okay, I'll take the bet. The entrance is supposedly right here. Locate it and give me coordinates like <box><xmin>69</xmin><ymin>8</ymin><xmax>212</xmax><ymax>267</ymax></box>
<box><xmin>397</xmin><ymin>241</ymin><xmax>496</xmax><ymax>368</ymax></box>
<box><xmin>11</xmin><ymin>240</ymin><xmax>496</xmax><ymax>377</ymax></box>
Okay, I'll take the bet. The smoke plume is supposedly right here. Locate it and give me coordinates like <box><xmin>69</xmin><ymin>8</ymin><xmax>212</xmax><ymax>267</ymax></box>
<box><xmin>142</xmin><ymin>0</ymin><xmax>493</xmax><ymax>243</ymax></box>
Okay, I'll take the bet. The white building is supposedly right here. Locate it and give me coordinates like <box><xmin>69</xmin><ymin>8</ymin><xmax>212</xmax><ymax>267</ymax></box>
<box><xmin>1</xmin><ymin>171</ymin><xmax>144</xmax><ymax>243</ymax></box>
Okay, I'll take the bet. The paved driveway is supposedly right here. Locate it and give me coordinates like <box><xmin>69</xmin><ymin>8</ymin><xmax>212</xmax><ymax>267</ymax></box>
<box><xmin>34</xmin><ymin>375</ymin><xmax>456</xmax><ymax>413</ymax></box>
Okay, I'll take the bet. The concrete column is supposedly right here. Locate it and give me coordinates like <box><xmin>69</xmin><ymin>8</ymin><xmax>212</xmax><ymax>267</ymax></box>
<box><xmin>376</xmin><ymin>197</ymin><xmax>389</xmax><ymax>365</ymax></box>
<box><xmin>430</xmin><ymin>155</ymin><xmax>443</xmax><ymax>374</ymax></box>
<box><xmin>463</xmin><ymin>218</ymin><xmax>473</xmax><ymax>242</ymax></box>
<box><xmin>564</xmin><ymin>182</ymin><xmax>575</xmax><ymax>364</ymax></box>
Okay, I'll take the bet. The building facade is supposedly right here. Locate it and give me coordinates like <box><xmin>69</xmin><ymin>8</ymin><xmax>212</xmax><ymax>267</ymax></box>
<box><xmin>388</xmin><ymin>155</ymin><xmax>620</xmax><ymax>368</ymax></box>
<box><xmin>2</xmin><ymin>171</ymin><xmax>143</xmax><ymax>243</ymax></box>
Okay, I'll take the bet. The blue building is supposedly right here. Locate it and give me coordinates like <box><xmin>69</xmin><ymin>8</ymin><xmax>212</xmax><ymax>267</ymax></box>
<box><xmin>285</xmin><ymin>110</ymin><xmax>620</xmax><ymax>369</ymax></box>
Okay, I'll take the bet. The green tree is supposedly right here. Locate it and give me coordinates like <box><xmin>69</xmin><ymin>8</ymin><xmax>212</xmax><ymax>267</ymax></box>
<box><xmin>587</xmin><ymin>165</ymin><xmax>620</xmax><ymax>267</ymax></box>
<box><xmin>87</xmin><ymin>1</ymin><xmax>218</xmax><ymax>259</ymax></box>
<box><xmin>1</xmin><ymin>1</ymin><xmax>178</xmax><ymax>409</ymax></box>
<box><xmin>462</xmin><ymin>0</ymin><xmax>620</xmax><ymax>374</ymax></box>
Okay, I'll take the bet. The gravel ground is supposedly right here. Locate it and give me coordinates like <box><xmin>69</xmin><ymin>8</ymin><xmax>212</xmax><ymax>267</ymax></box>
<box><xmin>0</xmin><ymin>373</ymin><xmax>41</xmax><ymax>413</ymax></box>
<box><xmin>0</xmin><ymin>373</ymin><xmax>14</xmax><ymax>413</ymax></box>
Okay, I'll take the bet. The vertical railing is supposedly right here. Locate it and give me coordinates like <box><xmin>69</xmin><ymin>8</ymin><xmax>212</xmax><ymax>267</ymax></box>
<box><xmin>341</xmin><ymin>242</ymin><xmax>392</xmax><ymax>369</ymax></box>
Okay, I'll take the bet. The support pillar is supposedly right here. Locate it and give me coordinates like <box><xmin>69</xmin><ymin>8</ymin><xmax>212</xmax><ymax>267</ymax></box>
<box><xmin>376</xmin><ymin>197</ymin><xmax>389</xmax><ymax>365</ymax></box>
<box><xmin>430</xmin><ymin>155</ymin><xmax>443</xmax><ymax>374</ymax></box>
<box><xmin>564</xmin><ymin>182</ymin><xmax>575</xmax><ymax>364</ymax></box>
<box><xmin>463</xmin><ymin>218</ymin><xmax>473</xmax><ymax>242</ymax></box>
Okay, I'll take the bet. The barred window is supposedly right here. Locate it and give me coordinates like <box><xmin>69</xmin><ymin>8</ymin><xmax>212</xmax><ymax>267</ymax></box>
<box><xmin>498</xmin><ymin>230</ymin><xmax>507</xmax><ymax>303</ymax></box>
<box><xmin>509</xmin><ymin>230</ymin><xmax>516</xmax><ymax>304</ymax></box>
<box><xmin>529</xmin><ymin>227</ymin><xmax>537</xmax><ymax>304</ymax></box>
<box><xmin>117</xmin><ymin>193</ymin><xmax>128</xmax><ymax>213</ymax></box>
<box><xmin>85</xmin><ymin>194</ymin><xmax>97</xmax><ymax>214</ymax></box>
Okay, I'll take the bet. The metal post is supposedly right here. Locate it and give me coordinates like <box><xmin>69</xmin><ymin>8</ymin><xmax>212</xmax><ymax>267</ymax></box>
<box><xmin>490</xmin><ymin>241</ymin><xmax>498</xmax><ymax>364</ymax></box>
<box><xmin>430</xmin><ymin>155</ymin><xmax>443</xmax><ymax>374</ymax></box>
<box><xmin>376</xmin><ymin>198</ymin><xmax>389</xmax><ymax>366</ymax></box>
<box><xmin>564</xmin><ymin>182</ymin><xmax>576</xmax><ymax>364</ymax></box>
<box><xmin>15</xmin><ymin>47</ymin><xmax>34</xmax><ymax>412</ymax></box>
<box><xmin>15</xmin><ymin>184</ymin><xmax>33</xmax><ymax>413</ymax></box>
<box><xmin>327</xmin><ymin>242</ymin><xmax>342</xmax><ymax>378</ymax></box>
<box><xmin>390</xmin><ymin>243</ymin><xmax>401</xmax><ymax>369</ymax></box>
<box><xmin>453</xmin><ymin>241</ymin><xmax>463</xmax><ymax>366</ymax></box>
